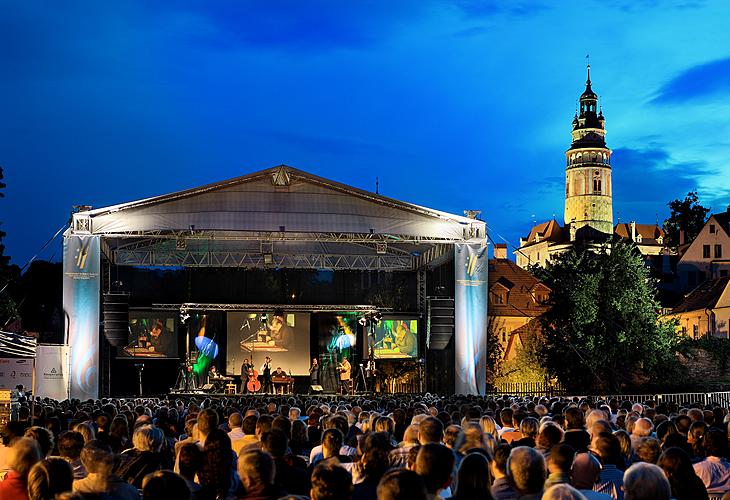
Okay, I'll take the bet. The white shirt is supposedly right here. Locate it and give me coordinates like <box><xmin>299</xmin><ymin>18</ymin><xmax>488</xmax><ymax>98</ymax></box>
<box><xmin>693</xmin><ymin>456</ymin><xmax>730</xmax><ymax>493</ymax></box>
<box><xmin>228</xmin><ymin>428</ymin><xmax>244</xmax><ymax>441</ymax></box>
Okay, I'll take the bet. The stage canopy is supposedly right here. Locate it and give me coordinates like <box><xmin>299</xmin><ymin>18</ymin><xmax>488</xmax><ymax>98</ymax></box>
<box><xmin>72</xmin><ymin>165</ymin><xmax>484</xmax><ymax>271</ymax></box>
<box><xmin>63</xmin><ymin>165</ymin><xmax>488</xmax><ymax>399</ymax></box>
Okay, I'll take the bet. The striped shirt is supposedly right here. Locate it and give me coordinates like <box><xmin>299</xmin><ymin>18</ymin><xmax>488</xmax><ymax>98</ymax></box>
<box><xmin>594</xmin><ymin>464</ymin><xmax>624</xmax><ymax>500</ymax></box>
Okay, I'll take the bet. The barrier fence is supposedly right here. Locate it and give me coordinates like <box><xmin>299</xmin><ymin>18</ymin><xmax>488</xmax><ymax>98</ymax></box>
<box><xmin>489</xmin><ymin>382</ymin><xmax>730</xmax><ymax>407</ymax></box>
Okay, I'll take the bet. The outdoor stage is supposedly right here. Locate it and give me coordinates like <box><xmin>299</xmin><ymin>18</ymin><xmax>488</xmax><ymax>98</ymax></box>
<box><xmin>62</xmin><ymin>165</ymin><xmax>489</xmax><ymax>399</ymax></box>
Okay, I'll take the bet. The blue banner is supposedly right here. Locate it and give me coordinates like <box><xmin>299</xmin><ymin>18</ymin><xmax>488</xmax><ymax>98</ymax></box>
<box><xmin>454</xmin><ymin>243</ymin><xmax>488</xmax><ymax>395</ymax></box>
<box><xmin>63</xmin><ymin>234</ymin><xmax>100</xmax><ymax>400</ymax></box>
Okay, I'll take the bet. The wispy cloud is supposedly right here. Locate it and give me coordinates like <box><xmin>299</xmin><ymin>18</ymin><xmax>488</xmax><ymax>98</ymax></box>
<box><xmin>650</xmin><ymin>56</ymin><xmax>730</xmax><ymax>104</ymax></box>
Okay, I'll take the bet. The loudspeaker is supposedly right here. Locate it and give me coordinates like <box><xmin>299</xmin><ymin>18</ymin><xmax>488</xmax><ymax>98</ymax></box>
<box><xmin>310</xmin><ymin>385</ymin><xmax>323</xmax><ymax>393</ymax></box>
<box><xmin>103</xmin><ymin>292</ymin><xmax>130</xmax><ymax>347</ymax></box>
<box><xmin>201</xmin><ymin>383</ymin><xmax>215</xmax><ymax>392</ymax></box>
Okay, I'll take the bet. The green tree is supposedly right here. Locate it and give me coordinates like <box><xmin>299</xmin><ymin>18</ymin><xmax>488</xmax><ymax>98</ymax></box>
<box><xmin>536</xmin><ymin>242</ymin><xmax>681</xmax><ymax>392</ymax></box>
<box><xmin>0</xmin><ymin>167</ymin><xmax>20</xmax><ymax>327</ymax></box>
<box><xmin>663</xmin><ymin>190</ymin><xmax>710</xmax><ymax>248</ymax></box>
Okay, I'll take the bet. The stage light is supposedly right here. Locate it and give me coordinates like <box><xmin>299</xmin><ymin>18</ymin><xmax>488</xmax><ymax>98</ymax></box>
<box><xmin>358</xmin><ymin>316</ymin><xmax>368</xmax><ymax>326</ymax></box>
<box><xmin>372</xmin><ymin>312</ymin><xmax>383</xmax><ymax>323</ymax></box>
<box><xmin>264</xmin><ymin>253</ymin><xmax>273</xmax><ymax>265</ymax></box>
<box><xmin>259</xmin><ymin>313</ymin><xmax>268</xmax><ymax>322</ymax></box>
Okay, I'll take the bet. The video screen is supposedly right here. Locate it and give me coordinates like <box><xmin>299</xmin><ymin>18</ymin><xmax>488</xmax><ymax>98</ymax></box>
<box><xmin>120</xmin><ymin>311</ymin><xmax>178</xmax><ymax>359</ymax></box>
<box><xmin>369</xmin><ymin>318</ymin><xmax>419</xmax><ymax>359</ymax></box>
<box><xmin>317</xmin><ymin>312</ymin><xmax>359</xmax><ymax>358</ymax></box>
<box><xmin>226</xmin><ymin>312</ymin><xmax>311</xmax><ymax>376</ymax></box>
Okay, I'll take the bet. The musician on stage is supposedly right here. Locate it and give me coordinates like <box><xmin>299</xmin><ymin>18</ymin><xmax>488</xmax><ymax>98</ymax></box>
<box><xmin>241</xmin><ymin>357</ymin><xmax>253</xmax><ymax>394</ymax></box>
<box><xmin>147</xmin><ymin>319</ymin><xmax>174</xmax><ymax>356</ymax></box>
<box><xmin>338</xmin><ymin>356</ymin><xmax>352</xmax><ymax>395</ymax></box>
<box><xmin>272</xmin><ymin>366</ymin><xmax>287</xmax><ymax>394</ymax></box>
<box><xmin>309</xmin><ymin>358</ymin><xmax>320</xmax><ymax>387</ymax></box>
<box><xmin>365</xmin><ymin>357</ymin><xmax>377</xmax><ymax>392</ymax></box>
<box><xmin>261</xmin><ymin>356</ymin><xmax>272</xmax><ymax>394</ymax></box>
<box><xmin>208</xmin><ymin>365</ymin><xmax>222</xmax><ymax>391</ymax></box>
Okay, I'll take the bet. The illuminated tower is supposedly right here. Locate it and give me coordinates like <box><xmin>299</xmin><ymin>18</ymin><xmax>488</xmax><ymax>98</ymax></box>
<box><xmin>564</xmin><ymin>64</ymin><xmax>613</xmax><ymax>238</ymax></box>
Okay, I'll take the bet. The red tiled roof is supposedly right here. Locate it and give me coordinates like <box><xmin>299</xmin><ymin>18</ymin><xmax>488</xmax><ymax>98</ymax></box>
<box><xmin>614</xmin><ymin>223</ymin><xmax>665</xmax><ymax>244</ymax></box>
<box><xmin>489</xmin><ymin>258</ymin><xmax>551</xmax><ymax>317</ymax></box>
<box><xmin>524</xmin><ymin>219</ymin><xmax>565</xmax><ymax>245</ymax></box>
<box><xmin>671</xmin><ymin>276</ymin><xmax>730</xmax><ymax>314</ymax></box>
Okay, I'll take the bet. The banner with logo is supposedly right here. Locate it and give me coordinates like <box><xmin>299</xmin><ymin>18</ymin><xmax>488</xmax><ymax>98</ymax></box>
<box><xmin>34</xmin><ymin>345</ymin><xmax>70</xmax><ymax>401</ymax></box>
<box><xmin>0</xmin><ymin>358</ymin><xmax>34</xmax><ymax>390</ymax></box>
<box><xmin>63</xmin><ymin>234</ymin><xmax>100</xmax><ymax>400</ymax></box>
<box><xmin>454</xmin><ymin>243</ymin><xmax>488</xmax><ymax>395</ymax></box>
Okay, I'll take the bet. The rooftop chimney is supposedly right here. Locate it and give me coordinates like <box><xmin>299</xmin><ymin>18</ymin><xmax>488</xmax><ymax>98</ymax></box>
<box><xmin>494</xmin><ymin>244</ymin><xmax>508</xmax><ymax>260</ymax></box>
<box><xmin>630</xmin><ymin>221</ymin><xmax>636</xmax><ymax>242</ymax></box>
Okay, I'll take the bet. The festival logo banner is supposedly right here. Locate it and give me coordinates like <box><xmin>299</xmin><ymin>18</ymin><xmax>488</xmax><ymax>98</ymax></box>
<box><xmin>35</xmin><ymin>345</ymin><xmax>70</xmax><ymax>401</ymax></box>
<box><xmin>63</xmin><ymin>234</ymin><xmax>100</xmax><ymax>400</ymax></box>
<box><xmin>454</xmin><ymin>243</ymin><xmax>488</xmax><ymax>395</ymax></box>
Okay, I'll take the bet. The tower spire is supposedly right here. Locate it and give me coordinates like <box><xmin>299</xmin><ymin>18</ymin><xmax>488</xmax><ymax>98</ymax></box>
<box><xmin>586</xmin><ymin>54</ymin><xmax>591</xmax><ymax>85</ymax></box>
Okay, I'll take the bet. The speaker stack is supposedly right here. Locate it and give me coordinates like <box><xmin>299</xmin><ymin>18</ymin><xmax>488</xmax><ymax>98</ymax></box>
<box><xmin>103</xmin><ymin>292</ymin><xmax>130</xmax><ymax>347</ymax></box>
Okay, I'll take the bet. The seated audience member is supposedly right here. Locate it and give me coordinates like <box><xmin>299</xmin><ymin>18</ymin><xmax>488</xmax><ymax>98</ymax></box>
<box><xmin>114</xmin><ymin>424</ymin><xmax>165</xmax><ymax>488</ymax></box>
<box><xmin>630</xmin><ymin>418</ymin><xmax>653</xmax><ymax>451</ymax></box>
<box><xmin>512</xmin><ymin>417</ymin><xmax>539</xmax><ymax>448</ymax></box>
<box><xmin>0</xmin><ymin>437</ymin><xmax>42</xmax><ymax>500</ymax></box>
<box><xmin>377</xmin><ymin>469</ymin><xmax>428</xmax><ymax>500</ymax></box>
<box><xmin>310</xmin><ymin>462</ymin><xmax>353</xmax><ymax>500</ymax></box>
<box><xmin>490</xmin><ymin>444</ymin><xmax>518</xmax><ymax>500</ymax></box>
<box><xmin>542</xmin><ymin>484</ymin><xmax>588</xmax><ymax>500</ymax></box>
<box><xmin>507</xmin><ymin>446</ymin><xmax>546</xmax><ymax>499</ymax></box>
<box><xmin>498</xmin><ymin>409</ymin><xmax>515</xmax><ymax>438</ymax></box>
<box><xmin>177</xmin><ymin>442</ymin><xmax>203</xmax><ymax>499</ymax></box>
<box><xmin>611</xmin><ymin>430</ymin><xmax>633</xmax><ymax>467</ymax></box>
<box><xmin>692</xmin><ymin>429</ymin><xmax>730</xmax><ymax>494</ymax></box>
<box><xmin>227</xmin><ymin>413</ymin><xmax>244</xmax><ymax>441</ymax></box>
<box><xmin>417</xmin><ymin>417</ymin><xmax>444</xmax><ymax>445</ymax></box>
<box><xmin>56</xmin><ymin>431</ymin><xmax>87</xmax><ymax>479</ymax></box>
<box><xmin>141</xmin><ymin>470</ymin><xmax>191</xmax><ymax>500</ymax></box>
<box><xmin>569</xmin><ymin>452</ymin><xmax>612</xmax><ymax>500</ymax></box>
<box><xmin>415</xmin><ymin>443</ymin><xmax>455</xmax><ymax>500</ymax></box>
<box><xmin>634</xmin><ymin>437</ymin><xmax>661</xmax><ymax>464</ymax></box>
<box><xmin>316</xmin><ymin>428</ymin><xmax>352</xmax><ymax>467</ymax></box>
<box><xmin>448</xmin><ymin>452</ymin><xmax>494</xmax><ymax>500</ymax></box>
<box><xmin>545</xmin><ymin>444</ymin><xmax>575</xmax><ymax>489</ymax></box>
<box><xmin>199</xmin><ymin>428</ymin><xmax>237</xmax><ymax>500</ymax></box>
<box><xmin>24</xmin><ymin>427</ymin><xmax>54</xmax><ymax>459</ymax></box>
<box><xmin>592</xmin><ymin>433</ymin><xmax>625</xmax><ymax>500</ymax></box>
<box><xmin>353</xmin><ymin>432</ymin><xmax>393</xmax><ymax>500</ymax></box>
<box><xmin>442</xmin><ymin>424</ymin><xmax>462</xmax><ymax>451</ymax></box>
<box><xmin>27</xmin><ymin>457</ymin><xmax>74</xmax><ymax>500</ymax></box>
<box><xmin>261</xmin><ymin>429</ymin><xmax>310</xmax><ymax>496</ymax></box>
<box><xmin>562</xmin><ymin>407</ymin><xmax>590</xmax><ymax>453</ymax></box>
<box><xmin>657</xmin><ymin>446</ymin><xmax>708</xmax><ymax>500</ymax></box>
<box><xmin>73</xmin><ymin>440</ymin><xmax>139</xmax><ymax>500</ymax></box>
<box><xmin>535</xmin><ymin>423</ymin><xmax>564</xmax><ymax>459</ymax></box>
<box><xmin>310</xmin><ymin>416</ymin><xmax>356</xmax><ymax>463</ymax></box>
<box><xmin>238</xmin><ymin>449</ymin><xmax>286</xmax><ymax>500</ymax></box>
<box><xmin>231</xmin><ymin>415</ymin><xmax>259</xmax><ymax>454</ymax></box>
<box><xmin>389</xmin><ymin>424</ymin><xmax>420</xmax><ymax>468</ymax></box>
<box><xmin>623</xmin><ymin>462</ymin><xmax>671</xmax><ymax>500</ymax></box>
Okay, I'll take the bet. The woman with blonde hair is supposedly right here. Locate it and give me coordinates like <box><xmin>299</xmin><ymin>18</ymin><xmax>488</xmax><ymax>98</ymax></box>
<box><xmin>72</xmin><ymin>423</ymin><xmax>95</xmax><ymax>444</ymax></box>
<box><xmin>114</xmin><ymin>425</ymin><xmax>165</xmax><ymax>488</ymax></box>
<box><xmin>27</xmin><ymin>457</ymin><xmax>73</xmax><ymax>500</ymax></box>
<box><xmin>480</xmin><ymin>415</ymin><xmax>500</xmax><ymax>443</ymax></box>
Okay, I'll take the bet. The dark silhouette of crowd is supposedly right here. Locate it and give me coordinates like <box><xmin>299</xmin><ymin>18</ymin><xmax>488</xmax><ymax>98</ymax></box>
<box><xmin>1</xmin><ymin>393</ymin><xmax>730</xmax><ymax>499</ymax></box>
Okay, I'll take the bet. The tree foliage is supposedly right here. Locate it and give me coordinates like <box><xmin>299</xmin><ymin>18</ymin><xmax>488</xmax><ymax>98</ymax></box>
<box><xmin>535</xmin><ymin>241</ymin><xmax>681</xmax><ymax>392</ymax></box>
<box><xmin>0</xmin><ymin>167</ymin><xmax>20</xmax><ymax>327</ymax></box>
<box><xmin>663</xmin><ymin>190</ymin><xmax>710</xmax><ymax>248</ymax></box>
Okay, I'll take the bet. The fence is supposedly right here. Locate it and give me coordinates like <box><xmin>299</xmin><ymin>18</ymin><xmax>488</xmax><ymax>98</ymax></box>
<box><xmin>489</xmin><ymin>385</ymin><xmax>730</xmax><ymax>407</ymax></box>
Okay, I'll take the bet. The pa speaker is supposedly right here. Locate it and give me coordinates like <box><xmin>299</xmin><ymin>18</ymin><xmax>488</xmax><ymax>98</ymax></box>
<box><xmin>201</xmin><ymin>383</ymin><xmax>215</xmax><ymax>392</ymax></box>
<box><xmin>310</xmin><ymin>385</ymin><xmax>323</xmax><ymax>393</ymax></box>
<box><xmin>103</xmin><ymin>292</ymin><xmax>130</xmax><ymax>347</ymax></box>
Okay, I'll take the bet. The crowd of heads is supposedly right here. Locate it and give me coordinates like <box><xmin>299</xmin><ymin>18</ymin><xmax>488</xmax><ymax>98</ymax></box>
<box><xmin>1</xmin><ymin>392</ymin><xmax>730</xmax><ymax>499</ymax></box>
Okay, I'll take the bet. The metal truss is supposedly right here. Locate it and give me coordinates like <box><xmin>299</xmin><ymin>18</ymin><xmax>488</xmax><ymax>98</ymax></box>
<box><xmin>150</xmin><ymin>303</ymin><xmax>388</xmax><ymax>313</ymax></box>
<box><xmin>417</xmin><ymin>269</ymin><xmax>427</xmax><ymax>315</ymax></box>
<box><xmin>114</xmin><ymin>249</ymin><xmax>415</xmax><ymax>270</ymax></box>
<box><xmin>105</xmin><ymin>230</ymin><xmax>467</xmax><ymax>246</ymax></box>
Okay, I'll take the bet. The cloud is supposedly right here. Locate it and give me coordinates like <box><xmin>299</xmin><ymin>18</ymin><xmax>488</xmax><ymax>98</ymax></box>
<box><xmin>650</xmin><ymin>56</ymin><xmax>730</xmax><ymax>104</ymax></box>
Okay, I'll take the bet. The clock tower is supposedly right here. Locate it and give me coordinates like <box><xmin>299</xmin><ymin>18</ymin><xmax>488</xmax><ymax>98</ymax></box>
<box><xmin>564</xmin><ymin>65</ymin><xmax>613</xmax><ymax>238</ymax></box>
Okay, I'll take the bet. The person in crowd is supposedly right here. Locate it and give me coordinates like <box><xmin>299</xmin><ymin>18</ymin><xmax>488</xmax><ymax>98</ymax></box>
<box><xmin>657</xmin><ymin>446</ymin><xmax>708</xmax><ymax>500</ymax></box>
<box><xmin>141</xmin><ymin>470</ymin><xmax>191</xmax><ymax>500</ymax></box>
<box><xmin>377</xmin><ymin>469</ymin><xmax>428</xmax><ymax>500</ymax></box>
<box><xmin>448</xmin><ymin>452</ymin><xmax>494</xmax><ymax>500</ymax></box>
<box><xmin>623</xmin><ymin>462</ymin><xmax>671</xmax><ymax>500</ymax></box>
<box><xmin>228</xmin><ymin>413</ymin><xmax>244</xmax><ymax>442</ymax></box>
<box><xmin>177</xmin><ymin>442</ymin><xmax>204</xmax><ymax>500</ymax></box>
<box><xmin>0</xmin><ymin>437</ymin><xmax>42</xmax><ymax>500</ymax></box>
<box><xmin>634</xmin><ymin>437</ymin><xmax>661</xmax><ymax>464</ymax></box>
<box><xmin>27</xmin><ymin>457</ymin><xmax>74</xmax><ymax>500</ymax></box>
<box><xmin>545</xmin><ymin>444</ymin><xmax>575</xmax><ymax>489</ymax></box>
<box><xmin>310</xmin><ymin>462</ymin><xmax>353</xmax><ymax>500</ymax></box>
<box><xmin>629</xmin><ymin>419</ymin><xmax>653</xmax><ymax>451</ymax></box>
<box><xmin>535</xmin><ymin>422</ymin><xmax>564</xmax><ymax>459</ymax></box>
<box><xmin>562</xmin><ymin>407</ymin><xmax>590</xmax><ymax>453</ymax></box>
<box><xmin>238</xmin><ymin>449</ymin><xmax>285</xmax><ymax>500</ymax></box>
<box><xmin>692</xmin><ymin>429</ymin><xmax>730</xmax><ymax>494</ymax></box>
<box><xmin>199</xmin><ymin>428</ymin><xmax>237</xmax><ymax>499</ymax></box>
<box><xmin>507</xmin><ymin>447</ymin><xmax>546</xmax><ymax>500</ymax></box>
<box><xmin>56</xmin><ymin>431</ymin><xmax>87</xmax><ymax>480</ymax></box>
<box><xmin>72</xmin><ymin>440</ymin><xmax>139</xmax><ymax>500</ymax></box>
<box><xmin>24</xmin><ymin>428</ymin><xmax>54</xmax><ymax>459</ymax></box>
<box><xmin>569</xmin><ymin>452</ymin><xmax>612</xmax><ymax>500</ymax></box>
<box><xmin>261</xmin><ymin>429</ymin><xmax>309</xmax><ymax>495</ymax></box>
<box><xmin>542</xmin><ymin>484</ymin><xmax>588</xmax><ymax>500</ymax></box>
<box><xmin>415</xmin><ymin>443</ymin><xmax>454</xmax><ymax>500</ymax></box>
<box><xmin>490</xmin><ymin>444</ymin><xmax>518</xmax><ymax>500</ymax></box>
<box><xmin>353</xmin><ymin>432</ymin><xmax>393</xmax><ymax>500</ymax></box>
<box><xmin>114</xmin><ymin>424</ymin><xmax>166</xmax><ymax>488</ymax></box>
<box><xmin>512</xmin><ymin>417</ymin><xmax>539</xmax><ymax>448</ymax></box>
<box><xmin>591</xmin><ymin>433</ymin><xmax>625</xmax><ymax>500</ymax></box>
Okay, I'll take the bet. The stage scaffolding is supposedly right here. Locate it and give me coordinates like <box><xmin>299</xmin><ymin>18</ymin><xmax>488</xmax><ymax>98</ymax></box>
<box><xmin>63</xmin><ymin>165</ymin><xmax>487</xmax><ymax>399</ymax></box>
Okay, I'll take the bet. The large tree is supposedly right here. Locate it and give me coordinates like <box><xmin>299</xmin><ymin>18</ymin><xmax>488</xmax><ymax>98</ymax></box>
<box><xmin>0</xmin><ymin>167</ymin><xmax>20</xmax><ymax>327</ymax></box>
<box><xmin>663</xmin><ymin>190</ymin><xmax>710</xmax><ymax>248</ymax></box>
<box><xmin>533</xmin><ymin>242</ymin><xmax>681</xmax><ymax>393</ymax></box>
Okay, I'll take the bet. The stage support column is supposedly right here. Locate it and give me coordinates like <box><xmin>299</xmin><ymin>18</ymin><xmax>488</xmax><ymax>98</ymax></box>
<box><xmin>454</xmin><ymin>242</ymin><xmax>488</xmax><ymax>395</ymax></box>
<box><xmin>63</xmin><ymin>231</ymin><xmax>101</xmax><ymax>400</ymax></box>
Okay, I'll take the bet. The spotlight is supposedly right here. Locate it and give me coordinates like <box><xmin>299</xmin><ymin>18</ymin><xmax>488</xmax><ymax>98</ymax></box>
<box><xmin>372</xmin><ymin>312</ymin><xmax>383</xmax><ymax>323</ymax></box>
<box><xmin>358</xmin><ymin>316</ymin><xmax>368</xmax><ymax>326</ymax></box>
<box><xmin>259</xmin><ymin>313</ymin><xmax>268</xmax><ymax>323</ymax></box>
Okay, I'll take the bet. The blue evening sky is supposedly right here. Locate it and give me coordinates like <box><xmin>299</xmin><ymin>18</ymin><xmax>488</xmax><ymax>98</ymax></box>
<box><xmin>2</xmin><ymin>0</ymin><xmax>730</xmax><ymax>265</ymax></box>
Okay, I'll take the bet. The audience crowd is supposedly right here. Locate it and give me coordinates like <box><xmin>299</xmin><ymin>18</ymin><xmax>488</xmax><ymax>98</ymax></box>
<box><xmin>1</xmin><ymin>392</ymin><xmax>730</xmax><ymax>499</ymax></box>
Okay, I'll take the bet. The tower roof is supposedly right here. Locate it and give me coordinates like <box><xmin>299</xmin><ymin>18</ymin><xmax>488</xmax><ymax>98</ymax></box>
<box><xmin>581</xmin><ymin>64</ymin><xmax>597</xmax><ymax>100</ymax></box>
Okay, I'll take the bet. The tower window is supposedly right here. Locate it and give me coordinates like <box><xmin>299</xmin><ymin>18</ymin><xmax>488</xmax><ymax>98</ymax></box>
<box><xmin>593</xmin><ymin>171</ymin><xmax>602</xmax><ymax>194</ymax></box>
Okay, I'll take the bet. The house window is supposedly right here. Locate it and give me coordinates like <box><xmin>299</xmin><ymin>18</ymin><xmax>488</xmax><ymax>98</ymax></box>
<box><xmin>710</xmin><ymin>224</ymin><xmax>716</xmax><ymax>233</ymax></box>
<box><xmin>703</xmin><ymin>245</ymin><xmax>711</xmax><ymax>258</ymax></box>
<box><xmin>693</xmin><ymin>325</ymin><xmax>699</xmax><ymax>339</ymax></box>
<box><xmin>681</xmin><ymin>326</ymin><xmax>687</xmax><ymax>336</ymax></box>
<box><xmin>715</xmin><ymin>245</ymin><xmax>723</xmax><ymax>258</ymax></box>
<box><xmin>500</xmin><ymin>328</ymin><xmax>506</xmax><ymax>343</ymax></box>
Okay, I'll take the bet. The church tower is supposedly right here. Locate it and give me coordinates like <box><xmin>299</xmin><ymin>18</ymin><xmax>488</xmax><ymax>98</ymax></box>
<box><xmin>564</xmin><ymin>64</ymin><xmax>613</xmax><ymax>238</ymax></box>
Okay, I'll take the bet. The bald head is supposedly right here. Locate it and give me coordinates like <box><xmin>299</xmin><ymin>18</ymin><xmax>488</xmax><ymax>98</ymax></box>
<box><xmin>633</xmin><ymin>418</ymin><xmax>653</xmax><ymax>437</ymax></box>
<box><xmin>570</xmin><ymin>452</ymin><xmax>601</xmax><ymax>489</ymax></box>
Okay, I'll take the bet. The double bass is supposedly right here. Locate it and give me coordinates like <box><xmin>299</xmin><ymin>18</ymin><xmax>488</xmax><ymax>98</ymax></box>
<box><xmin>246</xmin><ymin>366</ymin><xmax>261</xmax><ymax>393</ymax></box>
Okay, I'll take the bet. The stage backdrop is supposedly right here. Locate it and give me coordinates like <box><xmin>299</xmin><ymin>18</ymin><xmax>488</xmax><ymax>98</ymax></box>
<box><xmin>226</xmin><ymin>312</ymin><xmax>311</xmax><ymax>376</ymax></box>
<box><xmin>454</xmin><ymin>243</ymin><xmax>488</xmax><ymax>395</ymax></box>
